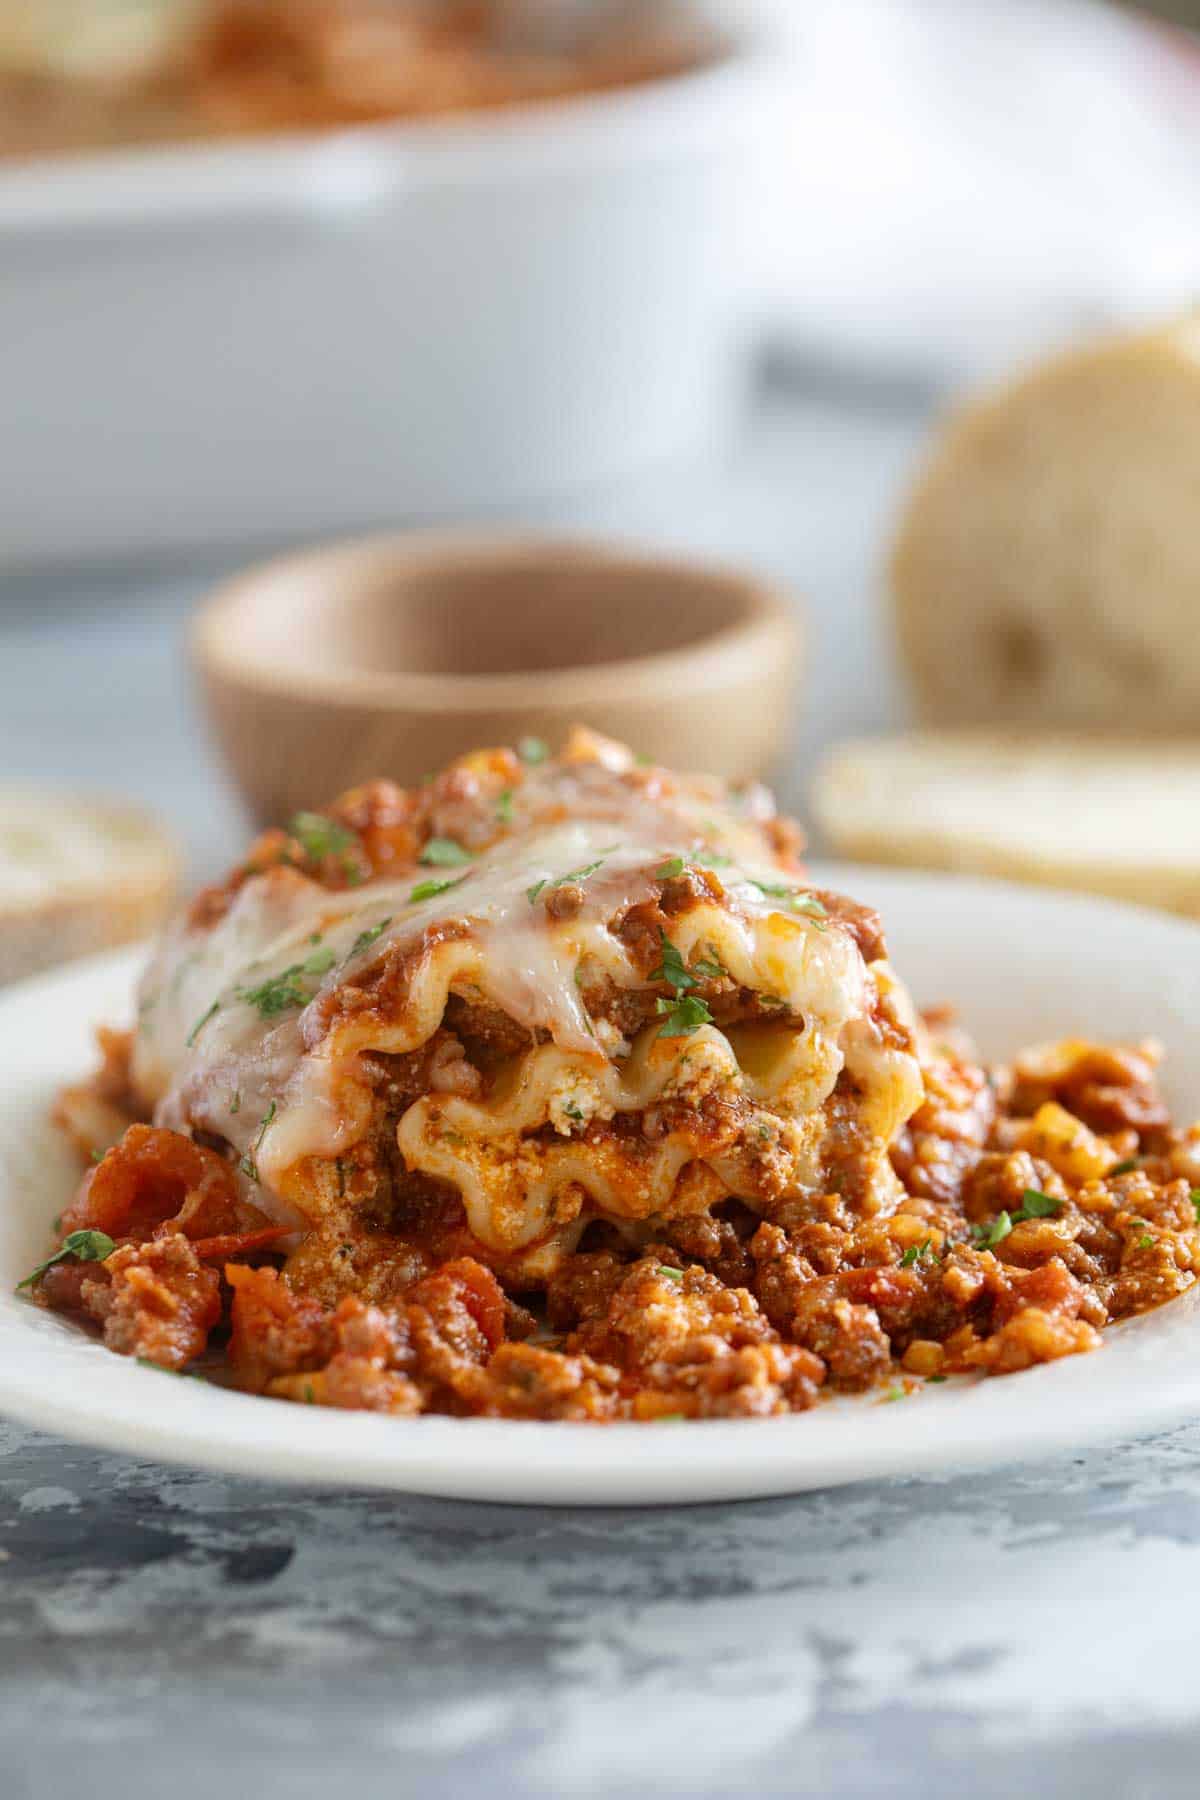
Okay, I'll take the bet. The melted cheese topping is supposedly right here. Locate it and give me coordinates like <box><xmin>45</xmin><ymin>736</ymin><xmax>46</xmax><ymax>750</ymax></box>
<box><xmin>132</xmin><ymin>754</ymin><xmax>922</xmax><ymax>1250</ymax></box>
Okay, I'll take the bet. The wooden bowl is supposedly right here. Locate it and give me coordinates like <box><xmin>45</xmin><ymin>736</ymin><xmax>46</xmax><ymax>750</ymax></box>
<box><xmin>191</xmin><ymin>531</ymin><xmax>802</xmax><ymax>824</ymax></box>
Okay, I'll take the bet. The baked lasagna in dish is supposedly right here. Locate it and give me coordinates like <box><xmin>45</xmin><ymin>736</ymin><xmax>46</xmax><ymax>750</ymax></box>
<box><xmin>39</xmin><ymin>730</ymin><xmax>1200</xmax><ymax>1420</ymax></box>
<box><xmin>0</xmin><ymin>0</ymin><xmax>705</xmax><ymax>162</ymax></box>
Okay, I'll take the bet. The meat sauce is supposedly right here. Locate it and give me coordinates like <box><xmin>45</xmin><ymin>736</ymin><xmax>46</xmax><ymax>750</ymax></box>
<box><xmin>0</xmin><ymin>0</ymin><xmax>708</xmax><ymax>163</ymax></box>
<box><xmin>40</xmin><ymin>1026</ymin><xmax>1200</xmax><ymax>1420</ymax></box>
<box><xmin>34</xmin><ymin>738</ymin><xmax>1200</xmax><ymax>1422</ymax></box>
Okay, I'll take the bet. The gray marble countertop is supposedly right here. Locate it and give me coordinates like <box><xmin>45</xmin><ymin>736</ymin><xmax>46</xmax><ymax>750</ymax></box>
<box><xmin>6</xmin><ymin>1418</ymin><xmax>1200</xmax><ymax>1800</ymax></box>
<box><xmin>3</xmin><ymin>380</ymin><xmax>1196</xmax><ymax>1800</ymax></box>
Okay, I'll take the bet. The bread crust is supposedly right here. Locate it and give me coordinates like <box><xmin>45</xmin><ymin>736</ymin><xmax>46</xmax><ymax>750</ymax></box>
<box><xmin>813</xmin><ymin>732</ymin><xmax>1200</xmax><ymax>919</ymax></box>
<box><xmin>0</xmin><ymin>794</ymin><xmax>178</xmax><ymax>985</ymax></box>
<box><xmin>892</xmin><ymin>318</ymin><xmax>1200</xmax><ymax>736</ymax></box>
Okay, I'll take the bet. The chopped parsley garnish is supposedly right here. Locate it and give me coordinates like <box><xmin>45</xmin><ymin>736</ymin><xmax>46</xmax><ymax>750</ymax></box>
<box><xmin>658</xmin><ymin>1265</ymin><xmax>684</xmax><ymax>1281</ymax></box>
<box><xmin>518</xmin><ymin>736</ymin><xmax>549</xmax><ymax>764</ymax></box>
<box><xmin>303</xmin><ymin>1382</ymin><xmax>316</xmax><ymax>1405</ymax></box>
<box><xmin>1110</xmin><ymin>1158</ymin><xmax>1140</xmax><ymax>1176</ymax></box>
<box><xmin>1192</xmin><ymin>1190</ymin><xmax>1200</xmax><ymax>1223</ymax></box>
<box><xmin>420</xmin><ymin>837</ymin><xmax>472</xmax><ymax>868</ymax></box>
<box><xmin>693</xmin><ymin>953</ymin><xmax>726</xmax><ymax>980</ymax></box>
<box><xmin>185</xmin><ymin>998</ymin><xmax>219</xmax><ymax>1048</ymax></box>
<box><xmin>649</xmin><ymin>931</ymin><xmax>724</xmax><ymax>1017</ymax></box>
<box><xmin>654</xmin><ymin>856</ymin><xmax>686</xmax><ymax>879</ymax></box>
<box><xmin>19</xmin><ymin>1228</ymin><xmax>115</xmax><ymax>1291</ymax></box>
<box><xmin>347</xmin><ymin>917</ymin><xmax>393</xmax><ymax>961</ymax></box>
<box><xmin>1137</xmin><ymin>1233</ymin><xmax>1155</xmax><ymax>1250</ymax></box>
<box><xmin>233</xmin><ymin>975</ymin><xmax>300</xmax><ymax>1023</ymax></box>
<box><xmin>410</xmin><ymin>874</ymin><xmax>468</xmax><ymax>904</ymax></box>
<box><xmin>971</xmin><ymin>1190</ymin><xmax>1063</xmax><ymax>1249</ymax></box>
<box><xmin>926</xmin><ymin>1374</ymin><xmax>948</xmax><ymax>1384</ymax></box>
<box><xmin>651</xmin><ymin>931</ymin><xmax>695</xmax><ymax>993</ymax></box>
<box><xmin>563</xmin><ymin>1101</ymin><xmax>585</xmax><ymax>1123</ymax></box>
<box><xmin>655</xmin><ymin>993</ymin><xmax>714</xmax><ymax>1038</ymax></box>
<box><xmin>496</xmin><ymin>788</ymin><xmax>515</xmax><ymax>825</ymax></box>
<box><xmin>90</xmin><ymin>1147</ymin><xmax>105</xmax><ymax>1164</ymax></box>
<box><xmin>230</xmin><ymin>1091</ymin><xmax>241</xmax><ymax>1115</ymax></box>
<box><xmin>1018</xmin><ymin>1188</ymin><xmax>1062</xmax><ymax>1219</ymax></box>
<box><xmin>288</xmin><ymin>811</ymin><xmax>358</xmax><ymax>861</ymax></box>
<box><xmin>899</xmin><ymin>1240</ymin><xmax>932</xmax><ymax>1268</ymax></box>
<box><xmin>656</xmin><ymin>1413</ymin><xmax>686</xmax><ymax>1423</ymax></box>
<box><xmin>649</xmin><ymin>931</ymin><xmax>720</xmax><ymax>1035</ymax></box>
<box><xmin>881</xmin><ymin>1385</ymin><xmax>907</xmax><ymax>1403</ymax></box>
<box><xmin>562</xmin><ymin>852</ymin><xmax>617</xmax><ymax>883</ymax></box>
<box><xmin>747</xmin><ymin>880</ymin><xmax>828</xmax><ymax>923</ymax></box>
<box><xmin>526</xmin><ymin>848</ymin><xmax>619</xmax><ymax>907</ymax></box>
<box><xmin>237</xmin><ymin>945</ymin><xmax>336</xmax><ymax>1018</ymax></box>
<box><xmin>971</xmin><ymin>1212</ymin><xmax>1013</xmax><ymax>1250</ymax></box>
<box><xmin>240</xmin><ymin>1102</ymin><xmax>277</xmax><ymax>1184</ymax></box>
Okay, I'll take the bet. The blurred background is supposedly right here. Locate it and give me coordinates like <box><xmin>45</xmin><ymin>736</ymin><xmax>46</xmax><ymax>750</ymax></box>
<box><xmin>2</xmin><ymin>0</ymin><xmax>1199</xmax><ymax>946</ymax></box>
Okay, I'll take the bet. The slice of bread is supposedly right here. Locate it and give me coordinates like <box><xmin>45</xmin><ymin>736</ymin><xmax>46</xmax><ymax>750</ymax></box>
<box><xmin>891</xmin><ymin>316</ymin><xmax>1200</xmax><ymax>736</ymax></box>
<box><xmin>0</xmin><ymin>790</ymin><xmax>178</xmax><ymax>986</ymax></box>
<box><xmin>812</xmin><ymin>733</ymin><xmax>1200</xmax><ymax>917</ymax></box>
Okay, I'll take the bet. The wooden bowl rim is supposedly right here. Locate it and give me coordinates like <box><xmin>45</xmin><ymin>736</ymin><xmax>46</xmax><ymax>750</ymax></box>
<box><xmin>190</xmin><ymin>530</ymin><xmax>799</xmax><ymax>716</ymax></box>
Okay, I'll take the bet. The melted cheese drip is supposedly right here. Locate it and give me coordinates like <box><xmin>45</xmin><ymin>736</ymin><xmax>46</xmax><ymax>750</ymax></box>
<box><xmin>133</xmin><ymin>805</ymin><xmax>888</xmax><ymax>1224</ymax></box>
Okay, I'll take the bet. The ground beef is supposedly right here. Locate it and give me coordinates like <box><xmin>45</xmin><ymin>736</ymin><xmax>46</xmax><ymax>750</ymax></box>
<box><xmin>662</xmin><ymin>1206</ymin><xmax>758</xmax><ymax>1290</ymax></box>
<box><xmin>1009</xmin><ymin>1041</ymin><xmax>1171</xmax><ymax>1139</ymax></box>
<box><xmin>474</xmin><ymin>1343</ymin><xmax>622</xmax><ymax>1421</ymax></box>
<box><xmin>80</xmin><ymin>1234</ymin><xmax>222</xmax><ymax>1368</ymax></box>
<box><xmin>34</xmin><ymin>861</ymin><xmax>1200</xmax><ymax>1425</ymax></box>
<box><xmin>811</xmin><ymin>892</ymin><xmax>886</xmax><ymax>964</ymax></box>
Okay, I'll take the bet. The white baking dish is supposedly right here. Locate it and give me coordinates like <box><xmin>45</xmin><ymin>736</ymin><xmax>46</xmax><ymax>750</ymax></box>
<box><xmin>0</xmin><ymin>2</ymin><xmax>782</xmax><ymax>567</ymax></box>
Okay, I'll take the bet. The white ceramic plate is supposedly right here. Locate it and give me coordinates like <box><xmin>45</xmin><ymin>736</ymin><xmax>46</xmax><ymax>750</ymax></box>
<box><xmin>2</xmin><ymin>865</ymin><xmax>1199</xmax><ymax>1505</ymax></box>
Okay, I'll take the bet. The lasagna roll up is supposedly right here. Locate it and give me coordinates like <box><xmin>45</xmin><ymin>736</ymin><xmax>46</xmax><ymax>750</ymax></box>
<box><xmin>126</xmin><ymin>731</ymin><xmax>924</xmax><ymax>1298</ymax></box>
